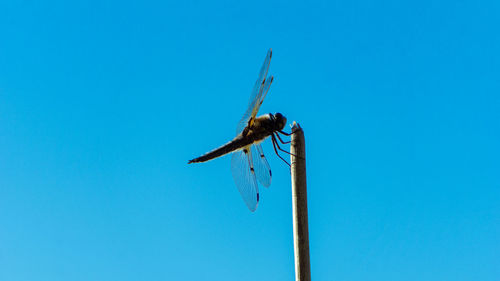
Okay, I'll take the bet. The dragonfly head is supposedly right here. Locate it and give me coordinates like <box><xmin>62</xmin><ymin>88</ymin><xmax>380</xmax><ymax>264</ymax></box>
<box><xmin>272</xmin><ymin>112</ymin><xmax>287</xmax><ymax>131</ymax></box>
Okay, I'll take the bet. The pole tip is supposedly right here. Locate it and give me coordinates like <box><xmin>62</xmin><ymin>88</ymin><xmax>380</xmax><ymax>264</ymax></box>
<box><xmin>291</xmin><ymin>121</ymin><xmax>302</xmax><ymax>133</ymax></box>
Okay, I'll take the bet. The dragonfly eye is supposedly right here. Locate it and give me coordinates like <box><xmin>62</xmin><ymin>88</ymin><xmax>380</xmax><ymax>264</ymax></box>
<box><xmin>274</xmin><ymin>113</ymin><xmax>287</xmax><ymax>130</ymax></box>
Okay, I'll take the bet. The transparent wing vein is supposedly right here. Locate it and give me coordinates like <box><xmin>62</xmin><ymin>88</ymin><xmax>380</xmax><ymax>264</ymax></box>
<box><xmin>236</xmin><ymin>49</ymin><xmax>272</xmax><ymax>134</ymax></box>
<box><xmin>230</xmin><ymin>147</ymin><xmax>259</xmax><ymax>211</ymax></box>
<box><xmin>252</xmin><ymin>144</ymin><xmax>272</xmax><ymax>187</ymax></box>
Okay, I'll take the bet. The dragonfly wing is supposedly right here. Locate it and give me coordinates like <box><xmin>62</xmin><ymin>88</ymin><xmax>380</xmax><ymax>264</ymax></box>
<box><xmin>237</xmin><ymin>75</ymin><xmax>274</xmax><ymax>134</ymax></box>
<box><xmin>230</xmin><ymin>146</ymin><xmax>259</xmax><ymax>211</ymax></box>
<box><xmin>236</xmin><ymin>49</ymin><xmax>273</xmax><ymax>134</ymax></box>
<box><xmin>252</xmin><ymin>143</ymin><xmax>272</xmax><ymax>187</ymax></box>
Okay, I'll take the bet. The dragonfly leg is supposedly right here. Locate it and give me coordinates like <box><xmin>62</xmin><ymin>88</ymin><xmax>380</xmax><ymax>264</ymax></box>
<box><xmin>274</xmin><ymin>133</ymin><xmax>305</xmax><ymax>161</ymax></box>
<box><xmin>271</xmin><ymin>135</ymin><xmax>291</xmax><ymax>167</ymax></box>
<box><xmin>275</xmin><ymin>132</ymin><xmax>291</xmax><ymax>144</ymax></box>
<box><xmin>278</xmin><ymin>130</ymin><xmax>293</xmax><ymax>136</ymax></box>
<box><xmin>273</xmin><ymin>133</ymin><xmax>299</xmax><ymax>157</ymax></box>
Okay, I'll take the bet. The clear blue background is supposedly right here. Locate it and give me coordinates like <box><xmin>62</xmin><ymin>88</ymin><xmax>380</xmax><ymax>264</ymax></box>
<box><xmin>1</xmin><ymin>1</ymin><xmax>499</xmax><ymax>280</ymax></box>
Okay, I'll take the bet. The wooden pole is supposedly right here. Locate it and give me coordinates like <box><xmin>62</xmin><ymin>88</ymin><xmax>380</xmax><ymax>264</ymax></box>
<box><xmin>290</xmin><ymin>123</ymin><xmax>311</xmax><ymax>281</ymax></box>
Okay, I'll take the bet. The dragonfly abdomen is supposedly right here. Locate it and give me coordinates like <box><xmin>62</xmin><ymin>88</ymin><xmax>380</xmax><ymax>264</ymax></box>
<box><xmin>188</xmin><ymin>135</ymin><xmax>253</xmax><ymax>164</ymax></box>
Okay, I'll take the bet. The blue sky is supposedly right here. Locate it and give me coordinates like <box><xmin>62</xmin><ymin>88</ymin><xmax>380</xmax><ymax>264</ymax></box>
<box><xmin>1</xmin><ymin>1</ymin><xmax>499</xmax><ymax>280</ymax></box>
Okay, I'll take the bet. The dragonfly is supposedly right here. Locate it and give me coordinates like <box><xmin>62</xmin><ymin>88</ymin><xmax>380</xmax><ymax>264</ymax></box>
<box><xmin>188</xmin><ymin>49</ymin><xmax>293</xmax><ymax>212</ymax></box>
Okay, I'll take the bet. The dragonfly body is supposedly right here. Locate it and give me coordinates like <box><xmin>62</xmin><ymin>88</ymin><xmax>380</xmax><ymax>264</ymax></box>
<box><xmin>188</xmin><ymin>49</ymin><xmax>292</xmax><ymax>212</ymax></box>
<box><xmin>188</xmin><ymin>113</ymin><xmax>287</xmax><ymax>164</ymax></box>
